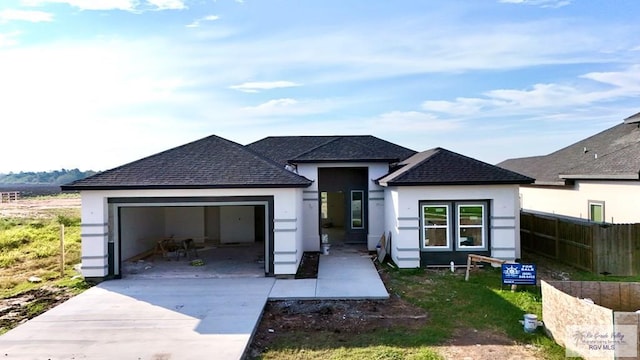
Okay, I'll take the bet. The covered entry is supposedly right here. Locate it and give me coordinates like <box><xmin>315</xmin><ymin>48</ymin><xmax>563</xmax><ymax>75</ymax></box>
<box><xmin>318</xmin><ymin>167</ymin><xmax>368</xmax><ymax>244</ymax></box>
<box><xmin>108</xmin><ymin>196</ymin><xmax>274</xmax><ymax>278</ymax></box>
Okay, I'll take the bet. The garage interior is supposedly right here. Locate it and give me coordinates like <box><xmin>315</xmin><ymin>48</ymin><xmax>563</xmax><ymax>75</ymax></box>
<box><xmin>114</xmin><ymin>202</ymin><xmax>271</xmax><ymax>278</ymax></box>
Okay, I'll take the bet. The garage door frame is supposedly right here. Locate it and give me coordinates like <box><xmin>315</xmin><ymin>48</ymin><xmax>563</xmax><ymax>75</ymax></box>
<box><xmin>108</xmin><ymin>196</ymin><xmax>275</xmax><ymax>277</ymax></box>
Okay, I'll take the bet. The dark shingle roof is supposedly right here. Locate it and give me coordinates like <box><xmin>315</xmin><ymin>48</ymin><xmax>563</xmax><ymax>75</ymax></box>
<box><xmin>62</xmin><ymin>135</ymin><xmax>312</xmax><ymax>190</ymax></box>
<box><xmin>378</xmin><ymin>148</ymin><xmax>533</xmax><ymax>186</ymax></box>
<box><xmin>498</xmin><ymin>121</ymin><xmax>640</xmax><ymax>184</ymax></box>
<box><xmin>247</xmin><ymin>135</ymin><xmax>416</xmax><ymax>165</ymax></box>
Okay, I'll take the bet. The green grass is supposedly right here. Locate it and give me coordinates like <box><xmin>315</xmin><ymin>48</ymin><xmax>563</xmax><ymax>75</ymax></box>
<box><xmin>391</xmin><ymin>267</ymin><xmax>566</xmax><ymax>358</ymax></box>
<box><xmin>0</xmin><ymin>200</ymin><xmax>86</xmax><ymax>298</ymax></box>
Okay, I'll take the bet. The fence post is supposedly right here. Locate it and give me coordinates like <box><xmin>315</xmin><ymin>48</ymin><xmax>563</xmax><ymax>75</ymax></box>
<box><xmin>554</xmin><ymin>217</ymin><xmax>559</xmax><ymax>260</ymax></box>
<box><xmin>60</xmin><ymin>224</ymin><xmax>65</xmax><ymax>277</ymax></box>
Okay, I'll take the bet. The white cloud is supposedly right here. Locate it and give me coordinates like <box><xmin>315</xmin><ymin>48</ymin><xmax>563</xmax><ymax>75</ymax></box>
<box><xmin>21</xmin><ymin>0</ymin><xmax>187</xmax><ymax>11</ymax></box>
<box><xmin>241</xmin><ymin>98</ymin><xmax>339</xmax><ymax>117</ymax></box>
<box><xmin>186</xmin><ymin>15</ymin><xmax>220</xmax><ymax>28</ymax></box>
<box><xmin>146</xmin><ymin>0</ymin><xmax>186</xmax><ymax>10</ymax></box>
<box><xmin>581</xmin><ymin>65</ymin><xmax>640</xmax><ymax>91</ymax></box>
<box><xmin>498</xmin><ymin>0</ymin><xmax>571</xmax><ymax>8</ymax></box>
<box><xmin>0</xmin><ymin>9</ymin><xmax>53</xmax><ymax>22</ymax></box>
<box><xmin>370</xmin><ymin>111</ymin><xmax>461</xmax><ymax>133</ymax></box>
<box><xmin>229</xmin><ymin>81</ymin><xmax>300</xmax><ymax>93</ymax></box>
<box><xmin>421</xmin><ymin>65</ymin><xmax>640</xmax><ymax>119</ymax></box>
<box><xmin>22</xmin><ymin>0</ymin><xmax>137</xmax><ymax>11</ymax></box>
<box><xmin>0</xmin><ymin>31</ymin><xmax>22</xmax><ymax>47</ymax></box>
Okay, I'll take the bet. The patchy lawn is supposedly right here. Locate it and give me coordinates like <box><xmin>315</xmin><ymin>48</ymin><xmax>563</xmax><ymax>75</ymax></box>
<box><xmin>249</xmin><ymin>262</ymin><xmax>570</xmax><ymax>360</ymax></box>
<box><xmin>0</xmin><ymin>194</ymin><xmax>90</xmax><ymax>335</ymax></box>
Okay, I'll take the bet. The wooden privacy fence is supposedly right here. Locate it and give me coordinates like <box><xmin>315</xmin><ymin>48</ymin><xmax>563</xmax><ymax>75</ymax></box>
<box><xmin>521</xmin><ymin>211</ymin><xmax>640</xmax><ymax>276</ymax></box>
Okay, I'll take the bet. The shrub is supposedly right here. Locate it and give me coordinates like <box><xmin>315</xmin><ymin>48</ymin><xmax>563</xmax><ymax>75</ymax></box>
<box><xmin>56</xmin><ymin>214</ymin><xmax>80</xmax><ymax>227</ymax></box>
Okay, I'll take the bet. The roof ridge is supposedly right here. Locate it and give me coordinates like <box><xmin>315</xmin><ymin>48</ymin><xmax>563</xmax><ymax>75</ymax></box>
<box><xmin>290</xmin><ymin>136</ymin><xmax>340</xmax><ymax>161</ymax></box>
<box><xmin>240</xmin><ymin>140</ymin><xmax>312</xmax><ymax>181</ymax></box>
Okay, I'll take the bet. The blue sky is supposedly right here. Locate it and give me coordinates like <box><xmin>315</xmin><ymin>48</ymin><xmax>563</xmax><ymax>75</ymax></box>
<box><xmin>1</xmin><ymin>0</ymin><xmax>639</xmax><ymax>173</ymax></box>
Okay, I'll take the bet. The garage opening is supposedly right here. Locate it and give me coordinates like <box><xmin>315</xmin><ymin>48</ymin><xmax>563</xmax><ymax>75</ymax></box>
<box><xmin>107</xmin><ymin>197</ymin><xmax>274</xmax><ymax>278</ymax></box>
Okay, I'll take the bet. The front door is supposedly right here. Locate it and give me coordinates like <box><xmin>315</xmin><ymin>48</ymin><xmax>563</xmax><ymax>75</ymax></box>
<box><xmin>318</xmin><ymin>167</ymin><xmax>368</xmax><ymax>244</ymax></box>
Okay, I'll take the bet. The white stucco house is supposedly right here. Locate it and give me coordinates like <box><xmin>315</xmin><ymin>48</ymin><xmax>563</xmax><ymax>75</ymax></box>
<box><xmin>62</xmin><ymin>135</ymin><xmax>532</xmax><ymax>281</ymax></box>
<box><xmin>498</xmin><ymin>112</ymin><xmax>640</xmax><ymax>224</ymax></box>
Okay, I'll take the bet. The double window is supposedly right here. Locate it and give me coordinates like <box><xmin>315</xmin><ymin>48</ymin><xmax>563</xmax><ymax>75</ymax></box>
<box><xmin>421</xmin><ymin>201</ymin><xmax>488</xmax><ymax>251</ymax></box>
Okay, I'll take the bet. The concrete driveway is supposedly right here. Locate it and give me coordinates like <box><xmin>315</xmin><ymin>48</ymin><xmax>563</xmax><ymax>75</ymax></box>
<box><xmin>0</xmin><ymin>246</ymin><xmax>388</xmax><ymax>360</ymax></box>
<box><xmin>0</xmin><ymin>278</ymin><xmax>275</xmax><ymax>360</ymax></box>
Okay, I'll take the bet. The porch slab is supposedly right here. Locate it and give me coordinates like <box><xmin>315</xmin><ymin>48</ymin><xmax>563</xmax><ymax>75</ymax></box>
<box><xmin>269</xmin><ymin>246</ymin><xmax>389</xmax><ymax>300</ymax></box>
<box><xmin>269</xmin><ymin>278</ymin><xmax>317</xmax><ymax>299</ymax></box>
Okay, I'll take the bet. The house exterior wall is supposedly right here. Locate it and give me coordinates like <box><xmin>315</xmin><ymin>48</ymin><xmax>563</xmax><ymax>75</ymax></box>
<box><xmin>297</xmin><ymin>162</ymin><xmax>390</xmax><ymax>251</ymax></box>
<box><xmin>520</xmin><ymin>181</ymin><xmax>640</xmax><ymax>224</ymax></box>
<box><xmin>78</xmin><ymin>187</ymin><xmax>301</xmax><ymax>278</ymax></box>
<box><xmin>384</xmin><ymin>184</ymin><xmax>521</xmax><ymax>268</ymax></box>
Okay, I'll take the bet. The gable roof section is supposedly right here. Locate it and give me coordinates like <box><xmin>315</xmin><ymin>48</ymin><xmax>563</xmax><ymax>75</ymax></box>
<box><xmin>378</xmin><ymin>148</ymin><xmax>533</xmax><ymax>186</ymax></box>
<box><xmin>62</xmin><ymin>135</ymin><xmax>312</xmax><ymax>190</ymax></box>
<box><xmin>498</xmin><ymin>121</ymin><xmax>640</xmax><ymax>185</ymax></box>
<box><xmin>247</xmin><ymin>135</ymin><xmax>416</xmax><ymax>165</ymax></box>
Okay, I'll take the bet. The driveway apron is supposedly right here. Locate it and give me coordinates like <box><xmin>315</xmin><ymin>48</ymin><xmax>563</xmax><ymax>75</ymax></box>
<box><xmin>0</xmin><ymin>278</ymin><xmax>275</xmax><ymax>360</ymax></box>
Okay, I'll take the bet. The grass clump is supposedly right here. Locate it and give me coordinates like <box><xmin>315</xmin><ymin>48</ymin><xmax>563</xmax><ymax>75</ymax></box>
<box><xmin>0</xmin><ymin>204</ymin><xmax>84</xmax><ymax>297</ymax></box>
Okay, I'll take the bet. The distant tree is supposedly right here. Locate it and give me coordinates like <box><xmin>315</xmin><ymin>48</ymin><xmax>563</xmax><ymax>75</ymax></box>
<box><xmin>0</xmin><ymin>169</ymin><xmax>97</xmax><ymax>184</ymax></box>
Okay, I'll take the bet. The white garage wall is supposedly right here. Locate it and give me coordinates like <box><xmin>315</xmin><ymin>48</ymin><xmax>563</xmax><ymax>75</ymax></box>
<box><xmin>520</xmin><ymin>181</ymin><xmax>640</xmax><ymax>223</ymax></box>
<box><xmin>120</xmin><ymin>207</ymin><xmax>164</xmax><ymax>261</ymax></box>
<box><xmin>80</xmin><ymin>193</ymin><xmax>109</xmax><ymax>277</ymax></box>
<box><xmin>384</xmin><ymin>184</ymin><xmax>521</xmax><ymax>268</ymax></box>
<box><xmin>79</xmin><ymin>187</ymin><xmax>302</xmax><ymax>278</ymax></box>
<box><xmin>165</xmin><ymin>206</ymin><xmax>205</xmax><ymax>240</ymax></box>
<box><xmin>220</xmin><ymin>206</ymin><xmax>255</xmax><ymax>243</ymax></box>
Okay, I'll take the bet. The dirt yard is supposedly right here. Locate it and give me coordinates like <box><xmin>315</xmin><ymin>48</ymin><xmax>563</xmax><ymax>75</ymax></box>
<box><xmin>249</xmin><ymin>262</ymin><xmax>542</xmax><ymax>360</ymax></box>
<box><xmin>0</xmin><ymin>196</ymin><xmax>80</xmax><ymax>218</ymax></box>
<box><xmin>0</xmin><ymin>287</ymin><xmax>76</xmax><ymax>334</ymax></box>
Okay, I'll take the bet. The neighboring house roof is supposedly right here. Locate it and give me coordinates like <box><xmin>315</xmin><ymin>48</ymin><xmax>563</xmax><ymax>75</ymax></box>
<box><xmin>61</xmin><ymin>135</ymin><xmax>312</xmax><ymax>190</ymax></box>
<box><xmin>378</xmin><ymin>147</ymin><xmax>534</xmax><ymax>186</ymax></box>
<box><xmin>498</xmin><ymin>120</ymin><xmax>640</xmax><ymax>185</ymax></box>
<box><xmin>247</xmin><ymin>135</ymin><xmax>416</xmax><ymax>165</ymax></box>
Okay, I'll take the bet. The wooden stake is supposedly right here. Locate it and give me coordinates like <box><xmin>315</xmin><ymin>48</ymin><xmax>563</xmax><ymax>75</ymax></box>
<box><xmin>60</xmin><ymin>224</ymin><xmax>65</xmax><ymax>277</ymax></box>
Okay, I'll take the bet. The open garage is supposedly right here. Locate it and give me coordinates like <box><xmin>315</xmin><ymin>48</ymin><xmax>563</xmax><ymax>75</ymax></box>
<box><xmin>110</xmin><ymin>197</ymin><xmax>275</xmax><ymax>278</ymax></box>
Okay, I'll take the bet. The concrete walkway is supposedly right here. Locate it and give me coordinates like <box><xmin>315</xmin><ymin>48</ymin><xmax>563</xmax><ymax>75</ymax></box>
<box><xmin>270</xmin><ymin>246</ymin><xmax>389</xmax><ymax>299</ymax></box>
<box><xmin>0</xmin><ymin>247</ymin><xmax>388</xmax><ymax>360</ymax></box>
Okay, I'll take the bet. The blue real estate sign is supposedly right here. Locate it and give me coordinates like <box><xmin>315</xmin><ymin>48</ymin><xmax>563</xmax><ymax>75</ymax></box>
<box><xmin>502</xmin><ymin>263</ymin><xmax>537</xmax><ymax>285</ymax></box>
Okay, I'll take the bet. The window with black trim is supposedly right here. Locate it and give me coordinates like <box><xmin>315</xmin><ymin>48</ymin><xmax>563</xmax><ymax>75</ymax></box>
<box><xmin>422</xmin><ymin>204</ymin><xmax>450</xmax><ymax>248</ymax></box>
<box><xmin>457</xmin><ymin>204</ymin><xmax>485</xmax><ymax>248</ymax></box>
<box><xmin>420</xmin><ymin>201</ymin><xmax>489</xmax><ymax>251</ymax></box>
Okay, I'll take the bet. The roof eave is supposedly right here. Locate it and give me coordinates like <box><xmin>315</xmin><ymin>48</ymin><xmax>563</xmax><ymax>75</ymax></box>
<box><xmin>291</xmin><ymin>158</ymin><xmax>399</xmax><ymax>164</ymax></box>
<box><xmin>558</xmin><ymin>173</ymin><xmax>640</xmax><ymax>180</ymax></box>
<box><xmin>384</xmin><ymin>180</ymin><xmax>534</xmax><ymax>186</ymax></box>
<box><xmin>61</xmin><ymin>182</ymin><xmax>312</xmax><ymax>191</ymax></box>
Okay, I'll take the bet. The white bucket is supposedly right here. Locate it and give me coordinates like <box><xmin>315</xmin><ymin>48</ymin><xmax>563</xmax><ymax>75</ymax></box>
<box><xmin>523</xmin><ymin>314</ymin><xmax>538</xmax><ymax>333</ymax></box>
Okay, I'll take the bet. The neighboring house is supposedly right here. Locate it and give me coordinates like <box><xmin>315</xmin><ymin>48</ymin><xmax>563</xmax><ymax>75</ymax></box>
<box><xmin>498</xmin><ymin>112</ymin><xmax>640</xmax><ymax>224</ymax></box>
<box><xmin>62</xmin><ymin>135</ymin><xmax>532</xmax><ymax>281</ymax></box>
